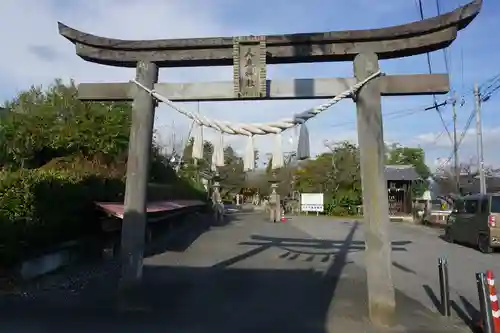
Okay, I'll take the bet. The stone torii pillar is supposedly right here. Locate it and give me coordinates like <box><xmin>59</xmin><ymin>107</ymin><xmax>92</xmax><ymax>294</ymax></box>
<box><xmin>354</xmin><ymin>53</ymin><xmax>395</xmax><ymax>325</ymax></box>
<box><xmin>119</xmin><ymin>61</ymin><xmax>158</xmax><ymax>306</ymax></box>
<box><xmin>57</xmin><ymin>0</ymin><xmax>481</xmax><ymax>321</ymax></box>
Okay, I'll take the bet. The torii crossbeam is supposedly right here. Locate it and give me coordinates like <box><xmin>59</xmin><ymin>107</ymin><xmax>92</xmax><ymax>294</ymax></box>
<box><xmin>58</xmin><ymin>0</ymin><xmax>481</xmax><ymax>326</ymax></box>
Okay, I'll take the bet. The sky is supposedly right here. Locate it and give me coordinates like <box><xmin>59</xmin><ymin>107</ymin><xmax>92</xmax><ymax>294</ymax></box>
<box><xmin>0</xmin><ymin>0</ymin><xmax>499</xmax><ymax>171</ymax></box>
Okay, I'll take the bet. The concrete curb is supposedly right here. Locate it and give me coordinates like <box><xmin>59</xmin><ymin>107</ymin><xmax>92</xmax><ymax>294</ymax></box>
<box><xmin>10</xmin><ymin>209</ymin><xmax>209</xmax><ymax>282</ymax></box>
<box><xmin>18</xmin><ymin>243</ymin><xmax>81</xmax><ymax>280</ymax></box>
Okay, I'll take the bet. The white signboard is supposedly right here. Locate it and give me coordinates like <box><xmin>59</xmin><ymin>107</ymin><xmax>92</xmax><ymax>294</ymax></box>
<box><xmin>300</xmin><ymin>193</ymin><xmax>324</xmax><ymax>212</ymax></box>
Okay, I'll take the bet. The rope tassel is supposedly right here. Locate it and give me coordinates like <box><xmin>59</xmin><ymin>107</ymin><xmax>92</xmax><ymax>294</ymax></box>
<box><xmin>131</xmin><ymin>71</ymin><xmax>381</xmax><ymax>138</ymax></box>
<box><xmin>211</xmin><ymin>132</ymin><xmax>225</xmax><ymax>169</ymax></box>
<box><xmin>192</xmin><ymin>124</ymin><xmax>204</xmax><ymax>160</ymax></box>
<box><xmin>272</xmin><ymin>132</ymin><xmax>284</xmax><ymax>170</ymax></box>
<box><xmin>244</xmin><ymin>135</ymin><xmax>255</xmax><ymax>171</ymax></box>
<box><xmin>297</xmin><ymin>123</ymin><xmax>310</xmax><ymax>160</ymax></box>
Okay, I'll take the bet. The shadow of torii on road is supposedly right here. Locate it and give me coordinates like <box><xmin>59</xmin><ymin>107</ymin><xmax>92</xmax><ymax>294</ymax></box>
<box><xmin>212</xmin><ymin>222</ymin><xmax>411</xmax><ymax>272</ymax></box>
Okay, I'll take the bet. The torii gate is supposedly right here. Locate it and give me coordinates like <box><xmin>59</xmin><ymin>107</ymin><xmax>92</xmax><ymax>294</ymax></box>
<box><xmin>58</xmin><ymin>0</ymin><xmax>481</xmax><ymax>325</ymax></box>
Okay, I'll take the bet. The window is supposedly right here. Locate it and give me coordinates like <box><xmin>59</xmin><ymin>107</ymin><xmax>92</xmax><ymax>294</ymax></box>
<box><xmin>481</xmin><ymin>199</ymin><xmax>490</xmax><ymax>213</ymax></box>
<box><xmin>464</xmin><ymin>199</ymin><xmax>479</xmax><ymax>214</ymax></box>
<box><xmin>491</xmin><ymin>196</ymin><xmax>500</xmax><ymax>213</ymax></box>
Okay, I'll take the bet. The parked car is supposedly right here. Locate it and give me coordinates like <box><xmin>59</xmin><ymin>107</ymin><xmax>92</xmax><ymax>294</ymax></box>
<box><xmin>444</xmin><ymin>193</ymin><xmax>500</xmax><ymax>253</ymax></box>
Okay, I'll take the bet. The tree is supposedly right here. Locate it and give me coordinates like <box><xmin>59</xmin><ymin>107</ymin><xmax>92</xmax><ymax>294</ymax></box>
<box><xmin>294</xmin><ymin>141</ymin><xmax>362</xmax><ymax>215</ymax></box>
<box><xmin>181</xmin><ymin>139</ymin><xmax>247</xmax><ymax>198</ymax></box>
<box><xmin>386</xmin><ymin>144</ymin><xmax>431</xmax><ymax>197</ymax></box>
<box><xmin>386</xmin><ymin>144</ymin><xmax>430</xmax><ymax>179</ymax></box>
<box><xmin>154</xmin><ymin>124</ymin><xmax>187</xmax><ymax>169</ymax></box>
<box><xmin>218</xmin><ymin>145</ymin><xmax>246</xmax><ymax>198</ymax></box>
<box><xmin>295</xmin><ymin>141</ymin><xmax>360</xmax><ymax>194</ymax></box>
<box><xmin>330</xmin><ymin>141</ymin><xmax>361</xmax><ymax>193</ymax></box>
<box><xmin>0</xmin><ymin>79</ymin><xmax>132</xmax><ymax>170</ymax></box>
<box><xmin>0</xmin><ymin>79</ymin><xmax>206</xmax><ymax>266</ymax></box>
<box><xmin>434</xmin><ymin>160</ymin><xmax>487</xmax><ymax>195</ymax></box>
<box><xmin>0</xmin><ymin>79</ymin><xmax>202</xmax><ymax>187</ymax></box>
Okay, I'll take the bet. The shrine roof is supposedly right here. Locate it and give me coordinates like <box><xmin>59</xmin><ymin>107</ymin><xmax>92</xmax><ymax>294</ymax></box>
<box><xmin>385</xmin><ymin>165</ymin><xmax>420</xmax><ymax>181</ymax></box>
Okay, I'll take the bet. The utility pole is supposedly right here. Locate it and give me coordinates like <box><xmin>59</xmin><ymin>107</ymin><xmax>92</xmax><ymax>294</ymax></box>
<box><xmin>451</xmin><ymin>93</ymin><xmax>460</xmax><ymax>194</ymax></box>
<box><xmin>474</xmin><ymin>83</ymin><xmax>487</xmax><ymax>194</ymax></box>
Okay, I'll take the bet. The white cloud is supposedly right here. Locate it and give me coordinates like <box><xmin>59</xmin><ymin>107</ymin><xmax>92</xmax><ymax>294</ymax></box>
<box><xmin>411</xmin><ymin>125</ymin><xmax>500</xmax><ymax>168</ymax></box>
<box><xmin>414</xmin><ymin>126</ymin><xmax>500</xmax><ymax>149</ymax></box>
<box><xmin>1</xmin><ymin>0</ymin><xmax>497</xmax><ymax>169</ymax></box>
<box><xmin>0</xmin><ymin>0</ymin><xmax>234</xmax><ymax>87</ymax></box>
<box><xmin>0</xmin><ymin>0</ymin><xmax>361</xmax><ymax>160</ymax></box>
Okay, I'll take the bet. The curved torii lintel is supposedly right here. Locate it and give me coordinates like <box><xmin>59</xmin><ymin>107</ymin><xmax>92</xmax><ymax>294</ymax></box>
<box><xmin>58</xmin><ymin>0</ymin><xmax>482</xmax><ymax>67</ymax></box>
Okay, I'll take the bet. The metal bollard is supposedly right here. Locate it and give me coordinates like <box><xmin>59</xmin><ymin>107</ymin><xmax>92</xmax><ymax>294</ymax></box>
<box><xmin>438</xmin><ymin>257</ymin><xmax>451</xmax><ymax>316</ymax></box>
<box><xmin>477</xmin><ymin>272</ymin><xmax>495</xmax><ymax>333</ymax></box>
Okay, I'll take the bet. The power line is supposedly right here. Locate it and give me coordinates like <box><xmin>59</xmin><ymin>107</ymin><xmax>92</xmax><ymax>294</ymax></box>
<box><xmin>417</xmin><ymin>0</ymin><xmax>454</xmax><ymax>144</ymax></box>
<box><xmin>460</xmin><ymin>47</ymin><xmax>465</xmax><ymax>96</ymax></box>
<box><xmin>481</xmin><ymin>76</ymin><xmax>500</xmax><ymax>102</ymax></box>
<box><xmin>328</xmin><ymin>102</ymin><xmax>445</xmax><ymax>129</ymax></box>
<box><xmin>480</xmin><ymin>75</ymin><xmax>500</xmax><ymax>96</ymax></box>
<box><xmin>482</xmin><ymin>85</ymin><xmax>500</xmax><ymax>102</ymax></box>
<box><xmin>435</xmin><ymin>0</ymin><xmax>451</xmax><ymax>77</ymax></box>
<box><xmin>435</xmin><ymin>107</ymin><xmax>476</xmax><ymax>172</ymax></box>
<box><xmin>440</xmin><ymin>110</ymin><xmax>475</xmax><ymax>165</ymax></box>
<box><xmin>427</xmin><ymin>72</ymin><xmax>500</xmax><ymax>172</ymax></box>
<box><xmin>417</xmin><ymin>0</ymin><xmax>433</xmax><ymax>75</ymax></box>
<box><xmin>328</xmin><ymin>72</ymin><xmax>499</xmax><ymax>131</ymax></box>
<box><xmin>419</xmin><ymin>121</ymin><xmax>454</xmax><ymax>151</ymax></box>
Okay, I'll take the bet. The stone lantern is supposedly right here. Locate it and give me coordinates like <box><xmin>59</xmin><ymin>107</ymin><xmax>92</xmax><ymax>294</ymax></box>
<box><xmin>211</xmin><ymin>171</ymin><xmax>224</xmax><ymax>222</ymax></box>
<box><xmin>268</xmin><ymin>170</ymin><xmax>281</xmax><ymax>222</ymax></box>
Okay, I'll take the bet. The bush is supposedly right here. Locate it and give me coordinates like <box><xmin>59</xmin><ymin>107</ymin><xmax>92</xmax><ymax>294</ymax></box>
<box><xmin>0</xmin><ymin>80</ymin><xmax>208</xmax><ymax>267</ymax></box>
<box><xmin>324</xmin><ymin>190</ymin><xmax>362</xmax><ymax>217</ymax></box>
<box><xmin>0</xmin><ymin>158</ymin><xmax>207</xmax><ymax>267</ymax></box>
<box><xmin>147</xmin><ymin>181</ymin><xmax>206</xmax><ymax>201</ymax></box>
<box><xmin>0</xmin><ymin>168</ymin><xmax>125</xmax><ymax>266</ymax></box>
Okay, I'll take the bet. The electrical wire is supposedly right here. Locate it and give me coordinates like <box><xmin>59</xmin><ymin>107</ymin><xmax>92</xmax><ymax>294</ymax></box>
<box><xmin>480</xmin><ymin>75</ymin><xmax>500</xmax><ymax>95</ymax></box>
<box><xmin>417</xmin><ymin>0</ymin><xmax>454</xmax><ymax>143</ymax></box>
<box><xmin>326</xmin><ymin>71</ymin><xmax>499</xmax><ymax>130</ymax></box>
<box><xmin>419</xmin><ymin>124</ymin><xmax>451</xmax><ymax>151</ymax></box>
<box><xmin>417</xmin><ymin>0</ymin><xmax>433</xmax><ymax>76</ymax></box>
<box><xmin>460</xmin><ymin>48</ymin><xmax>465</xmax><ymax>97</ymax></box>
<box><xmin>328</xmin><ymin>101</ymin><xmax>444</xmax><ymax>129</ymax></box>
<box><xmin>482</xmin><ymin>85</ymin><xmax>500</xmax><ymax>102</ymax></box>
<box><xmin>435</xmin><ymin>0</ymin><xmax>451</xmax><ymax>78</ymax></box>
<box><xmin>435</xmin><ymin>107</ymin><xmax>476</xmax><ymax>172</ymax></box>
<box><xmin>481</xmin><ymin>76</ymin><xmax>500</xmax><ymax>102</ymax></box>
<box><xmin>432</xmin><ymin>70</ymin><xmax>500</xmax><ymax>173</ymax></box>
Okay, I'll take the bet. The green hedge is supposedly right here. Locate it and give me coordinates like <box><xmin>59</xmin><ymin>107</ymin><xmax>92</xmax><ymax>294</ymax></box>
<box><xmin>147</xmin><ymin>182</ymin><xmax>206</xmax><ymax>201</ymax></box>
<box><xmin>0</xmin><ymin>169</ymin><xmax>125</xmax><ymax>266</ymax></box>
<box><xmin>324</xmin><ymin>190</ymin><xmax>362</xmax><ymax>216</ymax></box>
<box><xmin>0</xmin><ymin>156</ymin><xmax>208</xmax><ymax>267</ymax></box>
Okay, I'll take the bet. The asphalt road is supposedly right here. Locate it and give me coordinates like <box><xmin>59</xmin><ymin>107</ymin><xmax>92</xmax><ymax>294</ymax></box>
<box><xmin>290</xmin><ymin>216</ymin><xmax>494</xmax><ymax>320</ymax></box>
<box><xmin>0</xmin><ymin>212</ymin><xmax>486</xmax><ymax>332</ymax></box>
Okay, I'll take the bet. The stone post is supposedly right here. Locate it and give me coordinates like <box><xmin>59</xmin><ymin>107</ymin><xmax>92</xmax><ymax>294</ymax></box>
<box><xmin>353</xmin><ymin>53</ymin><xmax>396</xmax><ymax>327</ymax></box>
<box><xmin>119</xmin><ymin>61</ymin><xmax>158</xmax><ymax>308</ymax></box>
